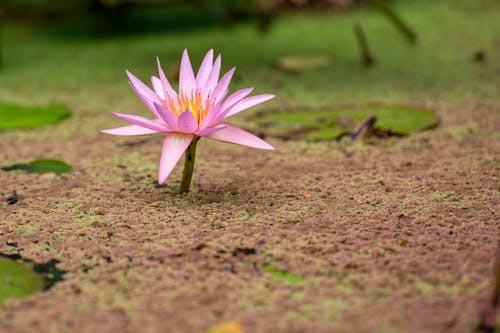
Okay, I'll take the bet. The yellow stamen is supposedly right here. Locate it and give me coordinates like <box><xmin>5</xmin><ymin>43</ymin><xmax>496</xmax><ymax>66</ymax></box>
<box><xmin>162</xmin><ymin>90</ymin><xmax>211</xmax><ymax>124</ymax></box>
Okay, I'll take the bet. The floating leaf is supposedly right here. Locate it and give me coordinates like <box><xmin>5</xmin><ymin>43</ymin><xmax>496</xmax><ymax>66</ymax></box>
<box><xmin>251</xmin><ymin>105</ymin><xmax>438</xmax><ymax>141</ymax></box>
<box><xmin>276</xmin><ymin>54</ymin><xmax>331</xmax><ymax>73</ymax></box>
<box><xmin>0</xmin><ymin>102</ymin><xmax>70</xmax><ymax>130</ymax></box>
<box><xmin>2</xmin><ymin>159</ymin><xmax>72</xmax><ymax>175</ymax></box>
<box><xmin>263</xmin><ymin>265</ymin><xmax>305</xmax><ymax>284</ymax></box>
<box><xmin>0</xmin><ymin>257</ymin><xmax>44</xmax><ymax>305</ymax></box>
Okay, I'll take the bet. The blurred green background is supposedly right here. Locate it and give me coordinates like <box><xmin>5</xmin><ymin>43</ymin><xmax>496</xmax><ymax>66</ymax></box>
<box><xmin>0</xmin><ymin>0</ymin><xmax>498</xmax><ymax>135</ymax></box>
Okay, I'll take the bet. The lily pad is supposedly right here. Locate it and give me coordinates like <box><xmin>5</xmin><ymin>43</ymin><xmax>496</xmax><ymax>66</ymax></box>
<box><xmin>0</xmin><ymin>257</ymin><xmax>44</xmax><ymax>305</ymax></box>
<box><xmin>0</xmin><ymin>102</ymin><xmax>70</xmax><ymax>130</ymax></box>
<box><xmin>263</xmin><ymin>264</ymin><xmax>305</xmax><ymax>284</ymax></box>
<box><xmin>251</xmin><ymin>105</ymin><xmax>438</xmax><ymax>141</ymax></box>
<box><xmin>2</xmin><ymin>159</ymin><xmax>72</xmax><ymax>175</ymax></box>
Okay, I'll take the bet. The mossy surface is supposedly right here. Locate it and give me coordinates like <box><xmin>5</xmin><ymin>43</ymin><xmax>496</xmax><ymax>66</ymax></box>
<box><xmin>0</xmin><ymin>0</ymin><xmax>499</xmax><ymax>332</ymax></box>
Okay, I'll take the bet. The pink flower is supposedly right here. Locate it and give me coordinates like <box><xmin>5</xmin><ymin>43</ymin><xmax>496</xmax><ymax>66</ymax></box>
<box><xmin>102</xmin><ymin>49</ymin><xmax>275</xmax><ymax>185</ymax></box>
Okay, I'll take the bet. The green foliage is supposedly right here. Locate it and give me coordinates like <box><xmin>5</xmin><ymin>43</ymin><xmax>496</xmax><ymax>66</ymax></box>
<box><xmin>0</xmin><ymin>258</ymin><xmax>44</xmax><ymax>305</ymax></box>
<box><xmin>252</xmin><ymin>105</ymin><xmax>439</xmax><ymax>141</ymax></box>
<box><xmin>2</xmin><ymin>159</ymin><xmax>72</xmax><ymax>175</ymax></box>
<box><xmin>0</xmin><ymin>103</ymin><xmax>70</xmax><ymax>130</ymax></box>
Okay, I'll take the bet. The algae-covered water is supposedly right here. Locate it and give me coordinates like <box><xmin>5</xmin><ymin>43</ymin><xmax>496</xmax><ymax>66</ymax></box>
<box><xmin>0</xmin><ymin>0</ymin><xmax>499</xmax><ymax>332</ymax></box>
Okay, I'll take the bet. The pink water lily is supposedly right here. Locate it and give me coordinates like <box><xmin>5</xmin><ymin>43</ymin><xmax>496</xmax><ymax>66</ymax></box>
<box><xmin>102</xmin><ymin>49</ymin><xmax>275</xmax><ymax>190</ymax></box>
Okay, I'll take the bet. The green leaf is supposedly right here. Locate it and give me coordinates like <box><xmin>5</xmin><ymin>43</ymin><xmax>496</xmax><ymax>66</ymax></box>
<box><xmin>263</xmin><ymin>265</ymin><xmax>305</xmax><ymax>284</ymax></box>
<box><xmin>252</xmin><ymin>105</ymin><xmax>438</xmax><ymax>141</ymax></box>
<box><xmin>0</xmin><ymin>102</ymin><xmax>70</xmax><ymax>130</ymax></box>
<box><xmin>0</xmin><ymin>258</ymin><xmax>44</xmax><ymax>305</ymax></box>
<box><xmin>2</xmin><ymin>159</ymin><xmax>72</xmax><ymax>175</ymax></box>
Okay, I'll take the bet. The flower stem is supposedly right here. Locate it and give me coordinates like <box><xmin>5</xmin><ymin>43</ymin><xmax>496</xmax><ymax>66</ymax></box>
<box><xmin>179</xmin><ymin>137</ymin><xmax>199</xmax><ymax>193</ymax></box>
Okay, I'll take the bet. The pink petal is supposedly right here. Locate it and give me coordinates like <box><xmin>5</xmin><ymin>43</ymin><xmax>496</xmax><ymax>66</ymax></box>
<box><xmin>221</xmin><ymin>87</ymin><xmax>254</xmax><ymax>110</ymax></box>
<box><xmin>214</xmin><ymin>87</ymin><xmax>254</xmax><ymax>122</ymax></box>
<box><xmin>200</xmin><ymin>87</ymin><xmax>253</xmax><ymax>129</ymax></box>
<box><xmin>203</xmin><ymin>54</ymin><xmax>221</xmax><ymax>96</ymax></box>
<box><xmin>179</xmin><ymin>49</ymin><xmax>196</xmax><ymax>94</ymax></box>
<box><xmin>151</xmin><ymin>76</ymin><xmax>166</xmax><ymax>100</ymax></box>
<box><xmin>206</xmin><ymin>124</ymin><xmax>274</xmax><ymax>150</ymax></box>
<box><xmin>197</xmin><ymin>104</ymin><xmax>222</xmax><ymax>131</ymax></box>
<box><xmin>126</xmin><ymin>70</ymin><xmax>161</xmax><ymax>104</ymax></box>
<box><xmin>153</xmin><ymin>103</ymin><xmax>178</xmax><ymax>130</ymax></box>
<box><xmin>212</xmin><ymin>67</ymin><xmax>235</xmax><ymax>104</ymax></box>
<box><xmin>196</xmin><ymin>124</ymin><xmax>226</xmax><ymax>137</ymax></box>
<box><xmin>195</xmin><ymin>49</ymin><xmax>213</xmax><ymax>88</ymax></box>
<box><xmin>128</xmin><ymin>82</ymin><xmax>161</xmax><ymax>119</ymax></box>
<box><xmin>101</xmin><ymin>125</ymin><xmax>158</xmax><ymax>136</ymax></box>
<box><xmin>156</xmin><ymin>57</ymin><xmax>177</xmax><ymax>98</ymax></box>
<box><xmin>112</xmin><ymin>112</ymin><xmax>167</xmax><ymax>132</ymax></box>
<box><xmin>224</xmin><ymin>94</ymin><xmax>275</xmax><ymax>118</ymax></box>
<box><xmin>176</xmin><ymin>110</ymin><xmax>198</xmax><ymax>133</ymax></box>
<box><xmin>158</xmin><ymin>134</ymin><xmax>193</xmax><ymax>184</ymax></box>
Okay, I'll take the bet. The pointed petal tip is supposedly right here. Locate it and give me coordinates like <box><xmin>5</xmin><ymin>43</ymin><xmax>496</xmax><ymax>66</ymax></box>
<box><xmin>100</xmin><ymin>124</ymin><xmax>159</xmax><ymax>136</ymax></box>
<box><xmin>157</xmin><ymin>175</ymin><xmax>167</xmax><ymax>185</ymax></box>
<box><xmin>250</xmin><ymin>139</ymin><xmax>275</xmax><ymax>150</ymax></box>
<box><xmin>206</xmin><ymin>124</ymin><xmax>275</xmax><ymax>151</ymax></box>
<box><xmin>260</xmin><ymin>142</ymin><xmax>275</xmax><ymax>150</ymax></box>
<box><xmin>100</xmin><ymin>128</ymin><xmax>121</xmax><ymax>136</ymax></box>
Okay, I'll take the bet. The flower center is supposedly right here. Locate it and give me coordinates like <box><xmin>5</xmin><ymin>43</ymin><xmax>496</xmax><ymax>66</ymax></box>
<box><xmin>162</xmin><ymin>90</ymin><xmax>211</xmax><ymax>125</ymax></box>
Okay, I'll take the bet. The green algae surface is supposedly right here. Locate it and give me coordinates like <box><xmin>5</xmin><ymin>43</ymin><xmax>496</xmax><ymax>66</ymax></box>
<box><xmin>263</xmin><ymin>265</ymin><xmax>305</xmax><ymax>284</ymax></box>
<box><xmin>0</xmin><ymin>258</ymin><xmax>44</xmax><ymax>305</ymax></box>
<box><xmin>0</xmin><ymin>0</ymin><xmax>498</xmax><ymax>332</ymax></box>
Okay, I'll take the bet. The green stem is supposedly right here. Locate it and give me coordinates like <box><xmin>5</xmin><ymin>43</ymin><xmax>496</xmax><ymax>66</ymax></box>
<box><xmin>179</xmin><ymin>137</ymin><xmax>199</xmax><ymax>193</ymax></box>
<box><xmin>369</xmin><ymin>0</ymin><xmax>417</xmax><ymax>44</ymax></box>
<box><xmin>353</xmin><ymin>23</ymin><xmax>375</xmax><ymax>67</ymax></box>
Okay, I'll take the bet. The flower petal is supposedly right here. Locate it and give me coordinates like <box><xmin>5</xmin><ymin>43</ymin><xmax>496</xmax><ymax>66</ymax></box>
<box><xmin>128</xmin><ymin>82</ymin><xmax>161</xmax><ymax>119</ymax></box>
<box><xmin>224</xmin><ymin>94</ymin><xmax>275</xmax><ymax>118</ymax></box>
<box><xmin>195</xmin><ymin>49</ymin><xmax>213</xmax><ymax>88</ymax></box>
<box><xmin>203</xmin><ymin>54</ymin><xmax>221</xmax><ymax>96</ymax></box>
<box><xmin>112</xmin><ymin>112</ymin><xmax>167</xmax><ymax>132</ymax></box>
<box><xmin>151</xmin><ymin>76</ymin><xmax>166</xmax><ymax>100</ymax></box>
<box><xmin>221</xmin><ymin>87</ymin><xmax>254</xmax><ymax>110</ymax></box>
<box><xmin>157</xmin><ymin>57</ymin><xmax>177</xmax><ymax>98</ymax></box>
<box><xmin>101</xmin><ymin>125</ymin><xmax>158</xmax><ymax>136</ymax></box>
<box><xmin>206</xmin><ymin>124</ymin><xmax>274</xmax><ymax>150</ymax></box>
<box><xmin>154</xmin><ymin>103</ymin><xmax>178</xmax><ymax>130</ymax></box>
<box><xmin>212</xmin><ymin>67</ymin><xmax>235</xmax><ymax>104</ymax></box>
<box><xmin>158</xmin><ymin>134</ymin><xmax>193</xmax><ymax>184</ymax></box>
<box><xmin>176</xmin><ymin>110</ymin><xmax>198</xmax><ymax>133</ymax></box>
<box><xmin>215</xmin><ymin>87</ymin><xmax>254</xmax><ymax>122</ymax></box>
<box><xmin>201</xmin><ymin>87</ymin><xmax>253</xmax><ymax>129</ymax></box>
<box><xmin>179</xmin><ymin>49</ymin><xmax>196</xmax><ymax>94</ymax></box>
<box><xmin>126</xmin><ymin>70</ymin><xmax>161</xmax><ymax>104</ymax></box>
<box><xmin>196</xmin><ymin>124</ymin><xmax>226</xmax><ymax>137</ymax></box>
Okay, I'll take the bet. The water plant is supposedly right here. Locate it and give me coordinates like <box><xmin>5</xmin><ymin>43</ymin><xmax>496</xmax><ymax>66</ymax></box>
<box><xmin>102</xmin><ymin>49</ymin><xmax>274</xmax><ymax>193</ymax></box>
